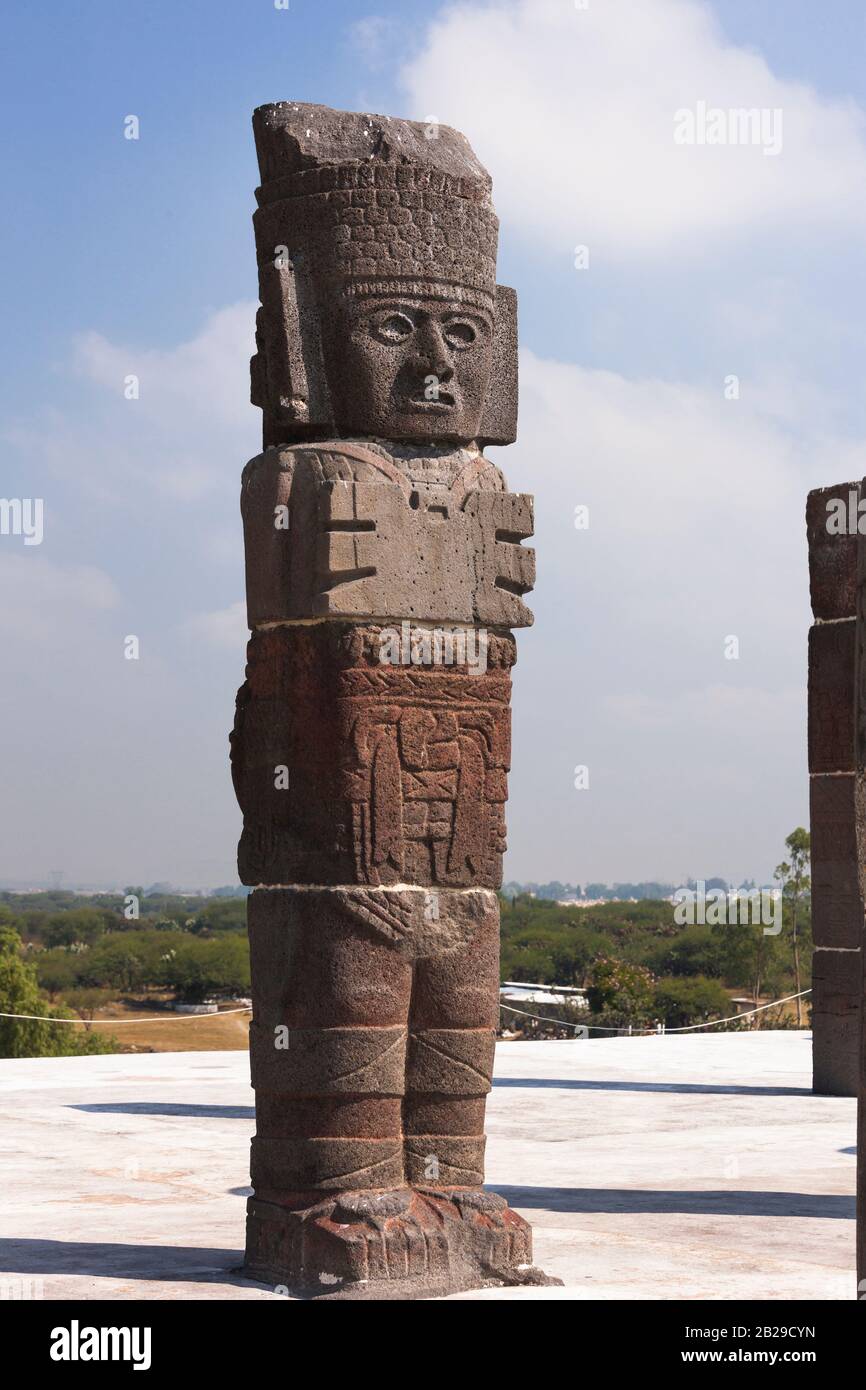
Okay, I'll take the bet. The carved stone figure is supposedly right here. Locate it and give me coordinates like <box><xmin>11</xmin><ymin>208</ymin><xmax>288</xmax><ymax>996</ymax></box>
<box><xmin>806</xmin><ymin>484</ymin><xmax>862</xmax><ymax>1098</ymax></box>
<box><xmin>850</xmin><ymin>479</ymin><xmax>866</xmax><ymax>1295</ymax></box>
<box><xmin>232</xmin><ymin>101</ymin><xmax>556</xmax><ymax>1297</ymax></box>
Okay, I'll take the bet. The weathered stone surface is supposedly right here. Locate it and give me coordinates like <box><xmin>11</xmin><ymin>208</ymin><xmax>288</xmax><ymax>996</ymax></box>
<box><xmin>236</xmin><ymin>100</ymin><xmax>548</xmax><ymax>1297</ymax></box>
<box><xmin>249</xmin><ymin>102</ymin><xmax>517</xmax><ymax>451</ymax></box>
<box><xmin>853</xmin><ymin>497</ymin><xmax>866</xmax><ymax>1283</ymax></box>
<box><xmin>245</xmin><ymin>886</ymin><xmax>500</xmax><ymax>1206</ymax></box>
<box><xmin>243</xmin><ymin>1187</ymin><xmax>558</xmax><ymax>1299</ymax></box>
<box><xmin>809</xmin><ymin>775</ymin><xmax>860</xmax><ymax>948</ymax></box>
<box><xmin>806</xmin><ymin>483</ymin><xmax>858</xmax><ymax>621</ymax></box>
<box><xmin>859</xmin><ymin>943</ymin><xmax>866</xmax><ymax>1291</ymax></box>
<box><xmin>232</xmin><ymin>624</ymin><xmax>515</xmax><ymax>887</ymax></box>
<box><xmin>241</xmin><ymin>442</ymin><xmax>534</xmax><ymax>628</ymax></box>
<box><xmin>811</xmin><ymin>947</ymin><xmax>861</xmax><ymax>1096</ymax></box>
<box><xmin>808</xmin><ymin>480</ymin><xmax>864</xmax><ymax>1110</ymax></box>
<box><xmin>250</xmin><ymin>1024</ymin><xmax>409</xmax><ymax>1096</ymax></box>
<box><xmin>809</xmin><ymin>779</ymin><xmax>860</xmax><ymax>1091</ymax></box>
<box><xmin>807</xmin><ymin>621</ymin><xmax>855</xmax><ymax>773</ymax></box>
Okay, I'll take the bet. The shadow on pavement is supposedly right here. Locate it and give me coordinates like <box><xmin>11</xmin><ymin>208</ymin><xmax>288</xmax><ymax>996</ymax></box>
<box><xmin>0</xmin><ymin>1238</ymin><xmax>263</xmax><ymax>1287</ymax></box>
<box><xmin>493</xmin><ymin>1078</ymin><xmax>811</xmax><ymax>1096</ymax></box>
<box><xmin>68</xmin><ymin>1103</ymin><xmax>254</xmax><ymax>1119</ymax></box>
<box><xmin>491</xmin><ymin>1186</ymin><xmax>855</xmax><ymax>1218</ymax></box>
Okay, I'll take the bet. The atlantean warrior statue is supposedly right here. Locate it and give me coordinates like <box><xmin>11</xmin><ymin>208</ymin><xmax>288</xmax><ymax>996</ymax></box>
<box><xmin>231</xmin><ymin>102</ymin><xmax>554</xmax><ymax>1297</ymax></box>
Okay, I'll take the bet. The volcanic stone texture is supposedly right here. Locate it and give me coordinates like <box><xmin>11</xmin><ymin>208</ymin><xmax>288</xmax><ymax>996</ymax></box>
<box><xmin>243</xmin><ymin>1186</ymin><xmax>542</xmax><ymax>1299</ymax></box>
<box><xmin>854</xmin><ymin>490</ymin><xmax>866</xmax><ymax>1292</ymax></box>
<box><xmin>807</xmin><ymin>484</ymin><xmax>859</xmax><ymax>621</ymax></box>
<box><xmin>249</xmin><ymin>102</ymin><xmax>518</xmax><ymax>450</ymax></box>
<box><xmin>231</xmin><ymin>623</ymin><xmax>516</xmax><ymax>889</ymax></box>
<box><xmin>247</xmin><ymin>885</ymin><xmax>499</xmax><ymax>1195</ymax></box>
<box><xmin>242</xmin><ymin>884</ymin><xmax>554</xmax><ymax>1297</ymax></box>
<box><xmin>859</xmin><ymin>942</ymin><xmax>866</xmax><ymax>1294</ymax></box>
<box><xmin>807</xmin><ymin>481</ymin><xmax>863</xmax><ymax>1098</ymax></box>
<box><xmin>235</xmin><ymin>100</ymin><xmax>555</xmax><ymax>1298</ymax></box>
<box><xmin>241</xmin><ymin>442</ymin><xmax>534</xmax><ymax>629</ymax></box>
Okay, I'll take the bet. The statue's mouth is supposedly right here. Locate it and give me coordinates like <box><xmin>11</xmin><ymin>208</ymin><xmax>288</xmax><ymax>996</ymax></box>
<box><xmin>405</xmin><ymin>388</ymin><xmax>456</xmax><ymax>409</ymax></box>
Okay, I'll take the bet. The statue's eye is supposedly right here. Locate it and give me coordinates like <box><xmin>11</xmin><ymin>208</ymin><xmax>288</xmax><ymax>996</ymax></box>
<box><xmin>444</xmin><ymin>319</ymin><xmax>478</xmax><ymax>348</ymax></box>
<box><xmin>375</xmin><ymin>313</ymin><xmax>414</xmax><ymax>343</ymax></box>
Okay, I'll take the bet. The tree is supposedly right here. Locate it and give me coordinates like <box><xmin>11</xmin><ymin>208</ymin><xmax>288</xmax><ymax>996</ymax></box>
<box><xmin>187</xmin><ymin>897</ymin><xmax>248</xmax><ymax>935</ymax></box>
<box><xmin>43</xmin><ymin>908</ymin><xmax>107</xmax><ymax>949</ymax></box>
<box><xmin>65</xmin><ymin>987</ymin><xmax>113</xmax><ymax>1031</ymax></box>
<box><xmin>158</xmin><ymin>937</ymin><xmax>250</xmax><ymax>1003</ymax></box>
<box><xmin>550</xmin><ymin>927</ymin><xmax>609</xmax><ymax>985</ymax></box>
<box><xmin>81</xmin><ymin>933</ymin><xmax>151</xmax><ymax>992</ymax></box>
<box><xmin>35</xmin><ymin>948</ymin><xmax>79</xmax><ymax>999</ymax></box>
<box><xmin>750</xmin><ymin>924</ymin><xmax>783</xmax><ymax>1026</ymax></box>
<box><xmin>643</xmin><ymin>925</ymin><xmax>727</xmax><ymax>979</ymax></box>
<box><xmin>586</xmin><ymin>957</ymin><xmax>655</xmax><ymax>1027</ymax></box>
<box><xmin>774</xmin><ymin>827</ymin><xmax>810</xmax><ymax>1026</ymax></box>
<box><xmin>653</xmin><ymin>975</ymin><xmax>731</xmax><ymax>1029</ymax></box>
<box><xmin>0</xmin><ymin>925</ymin><xmax>116</xmax><ymax>1058</ymax></box>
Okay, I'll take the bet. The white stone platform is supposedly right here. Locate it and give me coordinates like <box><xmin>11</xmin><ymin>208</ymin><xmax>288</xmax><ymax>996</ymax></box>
<box><xmin>0</xmin><ymin>1031</ymin><xmax>855</xmax><ymax>1299</ymax></box>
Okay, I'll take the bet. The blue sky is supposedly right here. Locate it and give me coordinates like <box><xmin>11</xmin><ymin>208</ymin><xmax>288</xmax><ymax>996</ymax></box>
<box><xmin>2</xmin><ymin>0</ymin><xmax>866</xmax><ymax>889</ymax></box>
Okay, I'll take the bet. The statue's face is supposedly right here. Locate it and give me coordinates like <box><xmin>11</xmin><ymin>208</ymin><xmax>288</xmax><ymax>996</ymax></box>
<box><xmin>323</xmin><ymin>294</ymin><xmax>495</xmax><ymax>444</ymax></box>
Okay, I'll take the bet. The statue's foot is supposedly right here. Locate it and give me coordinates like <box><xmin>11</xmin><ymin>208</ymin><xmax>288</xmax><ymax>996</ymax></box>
<box><xmin>243</xmin><ymin>1186</ymin><xmax>562</xmax><ymax>1298</ymax></box>
<box><xmin>244</xmin><ymin>1188</ymin><xmax>451</xmax><ymax>1296</ymax></box>
<box><xmin>416</xmin><ymin>1186</ymin><xmax>562</xmax><ymax>1289</ymax></box>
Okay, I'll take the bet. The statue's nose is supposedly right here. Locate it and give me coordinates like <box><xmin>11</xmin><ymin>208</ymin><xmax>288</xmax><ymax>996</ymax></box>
<box><xmin>414</xmin><ymin>320</ymin><xmax>453</xmax><ymax>379</ymax></box>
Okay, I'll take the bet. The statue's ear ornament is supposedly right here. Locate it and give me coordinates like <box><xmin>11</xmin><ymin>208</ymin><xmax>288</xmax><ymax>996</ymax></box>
<box><xmin>478</xmin><ymin>284</ymin><xmax>518</xmax><ymax>449</ymax></box>
<box><xmin>251</xmin><ymin>248</ymin><xmax>334</xmax><ymax>447</ymax></box>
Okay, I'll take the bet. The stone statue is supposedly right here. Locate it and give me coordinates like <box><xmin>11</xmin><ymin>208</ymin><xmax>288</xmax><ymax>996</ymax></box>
<box><xmin>231</xmin><ymin>102</ymin><xmax>556</xmax><ymax>1297</ymax></box>
<box><xmin>806</xmin><ymin>485</ymin><xmax>861</xmax><ymax>1098</ymax></box>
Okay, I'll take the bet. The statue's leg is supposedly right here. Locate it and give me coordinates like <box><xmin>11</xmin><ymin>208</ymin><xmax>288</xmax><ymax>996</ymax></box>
<box><xmin>404</xmin><ymin>902</ymin><xmax>499</xmax><ymax>1188</ymax></box>
<box><xmin>247</xmin><ymin>887</ymin><xmax>412</xmax><ymax>1200</ymax></box>
<box><xmin>404</xmin><ymin>898</ymin><xmax>534</xmax><ymax>1281</ymax></box>
<box><xmin>244</xmin><ymin>886</ymin><xmax>428</xmax><ymax>1289</ymax></box>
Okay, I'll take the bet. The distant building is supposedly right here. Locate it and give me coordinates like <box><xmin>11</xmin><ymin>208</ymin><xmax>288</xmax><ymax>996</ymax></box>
<box><xmin>500</xmin><ymin>981</ymin><xmax>588</xmax><ymax>1009</ymax></box>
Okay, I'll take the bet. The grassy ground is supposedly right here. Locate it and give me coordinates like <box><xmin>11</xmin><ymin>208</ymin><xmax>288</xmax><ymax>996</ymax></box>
<box><xmin>70</xmin><ymin>989</ymin><xmax>808</xmax><ymax>1052</ymax></box>
<box><xmin>80</xmin><ymin>995</ymin><xmax>251</xmax><ymax>1052</ymax></box>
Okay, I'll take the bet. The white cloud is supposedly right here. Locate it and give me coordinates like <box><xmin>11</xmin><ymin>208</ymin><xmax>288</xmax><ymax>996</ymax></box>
<box><xmin>498</xmin><ymin>346</ymin><xmax>821</xmax><ymax>881</ymax></box>
<box><xmin>183</xmin><ymin>600</ymin><xmax>248</xmax><ymax>651</ymax></box>
<box><xmin>7</xmin><ymin>303</ymin><xmax>258</xmax><ymax>505</ymax></box>
<box><xmin>604</xmin><ymin>685</ymin><xmax>801</xmax><ymax>732</ymax></box>
<box><xmin>0</xmin><ymin>555</ymin><xmax>119</xmax><ymax>642</ymax></box>
<box><xmin>0</xmin><ymin>310</ymin><xmax>256</xmax><ymax>888</ymax></box>
<box><xmin>511</xmin><ymin>345</ymin><xmax>804</xmax><ymax>603</ymax></box>
<box><xmin>400</xmin><ymin>0</ymin><xmax>866</xmax><ymax>257</ymax></box>
<box><xmin>349</xmin><ymin>15</ymin><xmax>399</xmax><ymax>69</ymax></box>
<box><xmin>74</xmin><ymin>303</ymin><xmax>255</xmax><ymax>430</ymax></box>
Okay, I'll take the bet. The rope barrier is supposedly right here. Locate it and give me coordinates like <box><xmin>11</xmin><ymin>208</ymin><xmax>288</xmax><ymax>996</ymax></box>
<box><xmin>1</xmin><ymin>989</ymin><xmax>812</xmax><ymax>1033</ymax></box>
<box><xmin>0</xmin><ymin>1006</ymin><xmax>252</xmax><ymax>1025</ymax></box>
<box><xmin>499</xmin><ymin>1002</ymin><xmax>602</xmax><ymax>1031</ymax></box>
<box><xmin>499</xmin><ymin>989</ymin><xmax>812</xmax><ymax>1035</ymax></box>
<box><xmin>661</xmin><ymin>990</ymin><xmax>811</xmax><ymax>1032</ymax></box>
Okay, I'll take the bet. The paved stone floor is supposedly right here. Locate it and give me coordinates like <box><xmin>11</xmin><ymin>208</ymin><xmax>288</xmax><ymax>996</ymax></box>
<box><xmin>0</xmin><ymin>1031</ymin><xmax>856</xmax><ymax>1300</ymax></box>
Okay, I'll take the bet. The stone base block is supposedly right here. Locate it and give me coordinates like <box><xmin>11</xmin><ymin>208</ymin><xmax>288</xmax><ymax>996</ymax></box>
<box><xmin>243</xmin><ymin>1187</ymin><xmax>561</xmax><ymax>1299</ymax></box>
